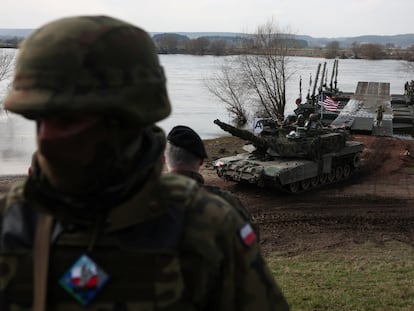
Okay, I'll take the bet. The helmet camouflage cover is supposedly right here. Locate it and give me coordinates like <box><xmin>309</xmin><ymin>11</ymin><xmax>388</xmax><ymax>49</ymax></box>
<box><xmin>4</xmin><ymin>15</ymin><xmax>171</xmax><ymax>126</ymax></box>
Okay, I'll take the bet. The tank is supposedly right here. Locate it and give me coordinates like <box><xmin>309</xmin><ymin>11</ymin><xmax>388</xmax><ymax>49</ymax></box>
<box><xmin>213</xmin><ymin>119</ymin><xmax>364</xmax><ymax>193</ymax></box>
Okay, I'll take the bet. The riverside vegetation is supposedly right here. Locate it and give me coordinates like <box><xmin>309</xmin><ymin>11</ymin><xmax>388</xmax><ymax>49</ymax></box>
<box><xmin>2</xmin><ymin>34</ymin><xmax>414</xmax><ymax>60</ymax></box>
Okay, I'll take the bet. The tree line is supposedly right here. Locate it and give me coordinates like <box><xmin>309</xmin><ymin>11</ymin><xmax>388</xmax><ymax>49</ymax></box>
<box><xmin>152</xmin><ymin>33</ymin><xmax>414</xmax><ymax>61</ymax></box>
<box><xmin>152</xmin><ymin>33</ymin><xmax>307</xmax><ymax>56</ymax></box>
<box><xmin>324</xmin><ymin>41</ymin><xmax>414</xmax><ymax>61</ymax></box>
<box><xmin>1</xmin><ymin>33</ymin><xmax>413</xmax><ymax>61</ymax></box>
<box><xmin>0</xmin><ymin>36</ymin><xmax>24</xmax><ymax>48</ymax></box>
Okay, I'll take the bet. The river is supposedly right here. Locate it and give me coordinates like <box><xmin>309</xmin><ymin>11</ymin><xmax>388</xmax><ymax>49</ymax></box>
<box><xmin>0</xmin><ymin>50</ymin><xmax>412</xmax><ymax>174</ymax></box>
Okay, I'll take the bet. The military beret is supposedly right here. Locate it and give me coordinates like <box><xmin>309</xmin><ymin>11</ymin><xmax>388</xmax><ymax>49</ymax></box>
<box><xmin>167</xmin><ymin>125</ymin><xmax>208</xmax><ymax>159</ymax></box>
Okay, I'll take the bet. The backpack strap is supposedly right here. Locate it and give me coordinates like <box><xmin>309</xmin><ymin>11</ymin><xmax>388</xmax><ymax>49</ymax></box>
<box><xmin>33</xmin><ymin>213</ymin><xmax>53</xmax><ymax>311</ymax></box>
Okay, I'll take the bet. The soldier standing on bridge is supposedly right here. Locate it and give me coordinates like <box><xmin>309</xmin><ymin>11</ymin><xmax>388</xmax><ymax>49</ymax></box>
<box><xmin>376</xmin><ymin>104</ymin><xmax>385</xmax><ymax>127</ymax></box>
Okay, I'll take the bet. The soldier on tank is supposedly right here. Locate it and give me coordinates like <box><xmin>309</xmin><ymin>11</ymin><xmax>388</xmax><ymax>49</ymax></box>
<box><xmin>0</xmin><ymin>15</ymin><xmax>289</xmax><ymax>310</ymax></box>
<box><xmin>282</xmin><ymin>114</ymin><xmax>297</xmax><ymax>127</ymax></box>
<box><xmin>293</xmin><ymin>114</ymin><xmax>305</xmax><ymax>127</ymax></box>
<box><xmin>305</xmin><ymin>113</ymin><xmax>323</xmax><ymax>131</ymax></box>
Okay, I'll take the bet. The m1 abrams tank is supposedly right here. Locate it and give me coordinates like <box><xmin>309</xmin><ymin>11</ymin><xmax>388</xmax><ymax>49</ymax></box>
<box><xmin>213</xmin><ymin>119</ymin><xmax>364</xmax><ymax>193</ymax></box>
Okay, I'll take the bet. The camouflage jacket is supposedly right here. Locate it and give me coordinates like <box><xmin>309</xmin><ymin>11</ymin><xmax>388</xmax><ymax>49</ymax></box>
<box><xmin>0</xmin><ymin>172</ymin><xmax>289</xmax><ymax>310</ymax></box>
<box><xmin>170</xmin><ymin>170</ymin><xmax>260</xmax><ymax>237</ymax></box>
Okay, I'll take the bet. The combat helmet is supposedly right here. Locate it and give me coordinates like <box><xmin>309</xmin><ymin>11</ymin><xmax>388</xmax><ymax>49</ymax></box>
<box><xmin>4</xmin><ymin>15</ymin><xmax>170</xmax><ymax>126</ymax></box>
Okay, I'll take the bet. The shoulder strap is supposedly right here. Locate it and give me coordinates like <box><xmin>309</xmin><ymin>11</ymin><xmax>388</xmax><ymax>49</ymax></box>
<box><xmin>160</xmin><ymin>173</ymin><xmax>200</xmax><ymax>208</ymax></box>
<box><xmin>33</xmin><ymin>213</ymin><xmax>53</xmax><ymax>311</ymax></box>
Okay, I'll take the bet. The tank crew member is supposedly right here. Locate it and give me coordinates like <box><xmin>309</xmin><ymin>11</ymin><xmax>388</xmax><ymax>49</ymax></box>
<box><xmin>0</xmin><ymin>15</ymin><xmax>289</xmax><ymax>310</ymax></box>
<box><xmin>294</xmin><ymin>114</ymin><xmax>305</xmax><ymax>127</ymax></box>
<box><xmin>282</xmin><ymin>114</ymin><xmax>297</xmax><ymax>127</ymax></box>
<box><xmin>305</xmin><ymin>113</ymin><xmax>323</xmax><ymax>131</ymax></box>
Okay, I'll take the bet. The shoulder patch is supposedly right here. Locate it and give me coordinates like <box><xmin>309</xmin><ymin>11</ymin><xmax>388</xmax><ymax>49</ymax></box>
<box><xmin>239</xmin><ymin>223</ymin><xmax>257</xmax><ymax>247</ymax></box>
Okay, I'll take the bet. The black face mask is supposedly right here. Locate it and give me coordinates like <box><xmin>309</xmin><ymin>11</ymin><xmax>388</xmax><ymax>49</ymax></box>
<box><xmin>27</xmin><ymin>125</ymin><xmax>166</xmax><ymax>223</ymax></box>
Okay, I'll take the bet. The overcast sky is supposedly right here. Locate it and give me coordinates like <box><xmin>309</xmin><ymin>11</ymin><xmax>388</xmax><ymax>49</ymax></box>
<box><xmin>1</xmin><ymin>0</ymin><xmax>413</xmax><ymax>38</ymax></box>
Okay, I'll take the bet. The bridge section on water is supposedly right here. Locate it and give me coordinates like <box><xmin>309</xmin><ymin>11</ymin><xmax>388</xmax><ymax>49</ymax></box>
<box><xmin>331</xmin><ymin>81</ymin><xmax>393</xmax><ymax>136</ymax></box>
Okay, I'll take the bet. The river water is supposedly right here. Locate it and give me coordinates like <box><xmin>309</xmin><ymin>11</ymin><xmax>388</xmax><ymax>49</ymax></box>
<box><xmin>0</xmin><ymin>50</ymin><xmax>412</xmax><ymax>174</ymax></box>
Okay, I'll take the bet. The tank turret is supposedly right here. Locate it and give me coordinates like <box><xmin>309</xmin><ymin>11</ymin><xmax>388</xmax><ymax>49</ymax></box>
<box><xmin>214</xmin><ymin>119</ymin><xmax>347</xmax><ymax>160</ymax></box>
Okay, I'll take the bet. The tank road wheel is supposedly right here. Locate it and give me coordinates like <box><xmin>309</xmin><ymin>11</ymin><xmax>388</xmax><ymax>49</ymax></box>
<box><xmin>288</xmin><ymin>182</ymin><xmax>299</xmax><ymax>193</ymax></box>
<box><xmin>301</xmin><ymin>179</ymin><xmax>310</xmax><ymax>191</ymax></box>
<box><xmin>335</xmin><ymin>166</ymin><xmax>343</xmax><ymax>180</ymax></box>
<box><xmin>310</xmin><ymin>176</ymin><xmax>319</xmax><ymax>187</ymax></box>
<box><xmin>319</xmin><ymin>174</ymin><xmax>327</xmax><ymax>184</ymax></box>
<box><xmin>327</xmin><ymin>170</ymin><xmax>335</xmax><ymax>183</ymax></box>
<box><xmin>343</xmin><ymin>164</ymin><xmax>351</xmax><ymax>179</ymax></box>
<box><xmin>257</xmin><ymin>178</ymin><xmax>265</xmax><ymax>187</ymax></box>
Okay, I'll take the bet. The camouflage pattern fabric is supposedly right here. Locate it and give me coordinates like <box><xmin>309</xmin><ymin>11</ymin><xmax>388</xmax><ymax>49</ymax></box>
<box><xmin>171</xmin><ymin>170</ymin><xmax>260</xmax><ymax>238</ymax></box>
<box><xmin>0</xmin><ymin>173</ymin><xmax>289</xmax><ymax>310</ymax></box>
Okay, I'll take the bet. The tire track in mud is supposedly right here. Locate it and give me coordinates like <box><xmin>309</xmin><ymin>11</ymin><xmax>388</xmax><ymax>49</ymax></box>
<box><xmin>202</xmin><ymin>135</ymin><xmax>414</xmax><ymax>255</ymax></box>
<box><xmin>251</xmin><ymin>198</ymin><xmax>414</xmax><ymax>254</ymax></box>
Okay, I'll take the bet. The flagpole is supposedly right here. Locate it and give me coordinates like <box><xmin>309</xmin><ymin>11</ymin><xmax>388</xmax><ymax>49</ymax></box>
<box><xmin>320</xmin><ymin>91</ymin><xmax>324</xmax><ymax>121</ymax></box>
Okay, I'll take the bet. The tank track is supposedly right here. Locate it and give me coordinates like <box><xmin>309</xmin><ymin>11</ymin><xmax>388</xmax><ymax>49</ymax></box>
<box><xmin>217</xmin><ymin>152</ymin><xmax>362</xmax><ymax>194</ymax></box>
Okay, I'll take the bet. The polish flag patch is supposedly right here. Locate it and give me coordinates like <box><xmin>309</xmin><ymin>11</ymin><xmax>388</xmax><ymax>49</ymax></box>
<box><xmin>240</xmin><ymin>223</ymin><xmax>257</xmax><ymax>246</ymax></box>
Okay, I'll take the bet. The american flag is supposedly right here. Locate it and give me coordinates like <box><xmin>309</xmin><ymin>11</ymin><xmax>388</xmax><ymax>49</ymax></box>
<box><xmin>318</xmin><ymin>94</ymin><xmax>339</xmax><ymax>112</ymax></box>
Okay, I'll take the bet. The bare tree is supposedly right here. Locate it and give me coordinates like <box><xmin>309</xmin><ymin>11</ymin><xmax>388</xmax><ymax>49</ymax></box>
<box><xmin>401</xmin><ymin>45</ymin><xmax>414</xmax><ymax>62</ymax></box>
<box><xmin>206</xmin><ymin>19</ymin><xmax>293</xmax><ymax>125</ymax></box>
<box><xmin>359</xmin><ymin>43</ymin><xmax>386</xmax><ymax>60</ymax></box>
<box><xmin>325</xmin><ymin>41</ymin><xmax>340</xmax><ymax>59</ymax></box>
<box><xmin>187</xmin><ymin>37</ymin><xmax>210</xmax><ymax>55</ymax></box>
<box><xmin>157</xmin><ymin>34</ymin><xmax>178</xmax><ymax>53</ymax></box>
<box><xmin>206</xmin><ymin>58</ymin><xmax>248</xmax><ymax>126</ymax></box>
<box><xmin>0</xmin><ymin>49</ymin><xmax>14</xmax><ymax>82</ymax></box>
<box><xmin>210</xmin><ymin>39</ymin><xmax>227</xmax><ymax>56</ymax></box>
<box><xmin>0</xmin><ymin>49</ymin><xmax>15</xmax><ymax>112</ymax></box>
<box><xmin>351</xmin><ymin>41</ymin><xmax>360</xmax><ymax>59</ymax></box>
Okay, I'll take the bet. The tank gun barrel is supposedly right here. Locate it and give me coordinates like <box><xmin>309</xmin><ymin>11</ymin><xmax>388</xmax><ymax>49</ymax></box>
<box><xmin>213</xmin><ymin>119</ymin><xmax>268</xmax><ymax>150</ymax></box>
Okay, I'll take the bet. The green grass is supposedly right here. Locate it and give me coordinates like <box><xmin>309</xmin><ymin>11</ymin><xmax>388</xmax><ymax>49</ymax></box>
<box><xmin>267</xmin><ymin>241</ymin><xmax>414</xmax><ymax>310</ymax></box>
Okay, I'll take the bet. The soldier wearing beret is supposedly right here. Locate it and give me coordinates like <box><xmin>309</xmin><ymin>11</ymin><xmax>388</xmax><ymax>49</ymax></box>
<box><xmin>165</xmin><ymin>125</ymin><xmax>259</xmax><ymax>233</ymax></box>
<box><xmin>0</xmin><ymin>15</ymin><xmax>289</xmax><ymax>310</ymax></box>
<box><xmin>165</xmin><ymin>125</ymin><xmax>209</xmax><ymax>184</ymax></box>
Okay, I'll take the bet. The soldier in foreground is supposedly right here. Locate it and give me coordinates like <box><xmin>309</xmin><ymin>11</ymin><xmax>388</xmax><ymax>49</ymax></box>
<box><xmin>0</xmin><ymin>15</ymin><xmax>289</xmax><ymax>310</ymax></box>
<box><xmin>165</xmin><ymin>125</ymin><xmax>258</xmax><ymax>234</ymax></box>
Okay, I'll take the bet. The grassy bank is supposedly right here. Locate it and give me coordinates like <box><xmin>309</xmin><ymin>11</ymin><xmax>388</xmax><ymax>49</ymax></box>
<box><xmin>268</xmin><ymin>241</ymin><xmax>414</xmax><ymax>310</ymax></box>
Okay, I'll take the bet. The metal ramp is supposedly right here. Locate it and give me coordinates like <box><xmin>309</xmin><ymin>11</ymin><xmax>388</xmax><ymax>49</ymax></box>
<box><xmin>331</xmin><ymin>82</ymin><xmax>393</xmax><ymax>136</ymax></box>
<box><xmin>391</xmin><ymin>97</ymin><xmax>414</xmax><ymax>133</ymax></box>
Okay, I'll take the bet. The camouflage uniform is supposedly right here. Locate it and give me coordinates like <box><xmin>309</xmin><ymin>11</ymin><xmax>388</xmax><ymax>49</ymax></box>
<box><xmin>0</xmin><ymin>16</ymin><xmax>289</xmax><ymax>310</ymax></box>
<box><xmin>172</xmin><ymin>170</ymin><xmax>260</xmax><ymax>237</ymax></box>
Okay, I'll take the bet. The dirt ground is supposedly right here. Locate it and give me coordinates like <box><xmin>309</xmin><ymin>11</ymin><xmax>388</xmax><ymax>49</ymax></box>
<box><xmin>202</xmin><ymin>134</ymin><xmax>414</xmax><ymax>255</ymax></box>
<box><xmin>1</xmin><ymin>134</ymin><xmax>414</xmax><ymax>256</ymax></box>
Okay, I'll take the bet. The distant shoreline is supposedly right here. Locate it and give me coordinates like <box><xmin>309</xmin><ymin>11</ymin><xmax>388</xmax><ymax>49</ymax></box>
<box><xmin>1</xmin><ymin>44</ymin><xmax>411</xmax><ymax>61</ymax></box>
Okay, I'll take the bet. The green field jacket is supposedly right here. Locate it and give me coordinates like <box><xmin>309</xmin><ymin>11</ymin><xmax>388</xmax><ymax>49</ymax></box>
<box><xmin>0</xmin><ymin>172</ymin><xmax>289</xmax><ymax>311</ymax></box>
